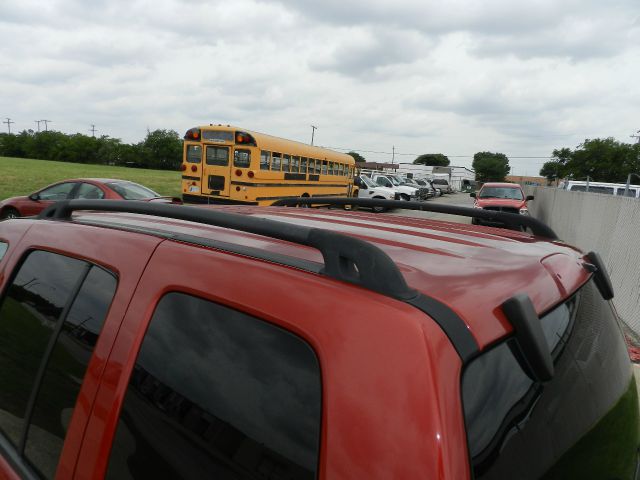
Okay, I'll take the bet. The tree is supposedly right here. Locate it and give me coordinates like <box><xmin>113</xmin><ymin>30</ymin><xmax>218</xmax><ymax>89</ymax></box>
<box><xmin>540</xmin><ymin>161</ymin><xmax>562</xmax><ymax>182</ymax></box>
<box><xmin>472</xmin><ymin>152</ymin><xmax>510</xmax><ymax>182</ymax></box>
<box><xmin>138</xmin><ymin>129</ymin><xmax>183</xmax><ymax>170</ymax></box>
<box><xmin>347</xmin><ymin>151</ymin><xmax>366</xmax><ymax>163</ymax></box>
<box><xmin>554</xmin><ymin>138</ymin><xmax>640</xmax><ymax>183</ymax></box>
<box><xmin>413</xmin><ymin>153</ymin><xmax>450</xmax><ymax>166</ymax></box>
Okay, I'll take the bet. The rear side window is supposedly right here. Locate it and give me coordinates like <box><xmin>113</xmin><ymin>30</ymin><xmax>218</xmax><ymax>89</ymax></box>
<box><xmin>106</xmin><ymin>292</ymin><xmax>322</xmax><ymax>480</ymax></box>
<box><xmin>0</xmin><ymin>251</ymin><xmax>117</xmax><ymax>478</ymax></box>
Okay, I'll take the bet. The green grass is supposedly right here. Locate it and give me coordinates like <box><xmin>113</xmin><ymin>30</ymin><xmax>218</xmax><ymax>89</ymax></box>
<box><xmin>0</xmin><ymin>156</ymin><xmax>181</xmax><ymax>200</ymax></box>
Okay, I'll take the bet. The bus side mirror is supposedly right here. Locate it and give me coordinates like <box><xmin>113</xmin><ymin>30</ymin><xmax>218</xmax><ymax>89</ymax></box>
<box><xmin>526</xmin><ymin>195</ymin><xmax>535</xmax><ymax>201</ymax></box>
<box><xmin>470</xmin><ymin>192</ymin><xmax>476</xmax><ymax>198</ymax></box>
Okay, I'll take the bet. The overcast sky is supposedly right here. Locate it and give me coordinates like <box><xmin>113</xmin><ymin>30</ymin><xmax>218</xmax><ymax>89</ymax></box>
<box><xmin>1</xmin><ymin>0</ymin><xmax>639</xmax><ymax>175</ymax></box>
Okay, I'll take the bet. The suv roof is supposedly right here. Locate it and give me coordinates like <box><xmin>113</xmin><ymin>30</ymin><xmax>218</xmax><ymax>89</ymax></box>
<box><xmin>39</xmin><ymin>202</ymin><xmax>589</xmax><ymax>350</ymax></box>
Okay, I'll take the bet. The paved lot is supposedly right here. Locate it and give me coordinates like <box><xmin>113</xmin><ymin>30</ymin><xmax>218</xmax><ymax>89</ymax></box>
<box><xmin>388</xmin><ymin>192</ymin><xmax>475</xmax><ymax>222</ymax></box>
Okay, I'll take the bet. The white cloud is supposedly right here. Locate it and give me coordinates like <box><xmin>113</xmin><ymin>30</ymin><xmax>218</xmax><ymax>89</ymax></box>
<box><xmin>0</xmin><ymin>0</ymin><xmax>639</xmax><ymax>174</ymax></box>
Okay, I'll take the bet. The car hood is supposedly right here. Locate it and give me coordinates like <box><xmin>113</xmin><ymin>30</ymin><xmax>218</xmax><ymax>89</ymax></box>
<box><xmin>475</xmin><ymin>198</ymin><xmax>526</xmax><ymax>208</ymax></box>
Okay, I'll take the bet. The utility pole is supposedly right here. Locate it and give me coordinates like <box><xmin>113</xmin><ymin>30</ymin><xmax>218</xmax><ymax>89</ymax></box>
<box><xmin>3</xmin><ymin>118</ymin><xmax>14</xmax><ymax>134</ymax></box>
<box><xmin>41</xmin><ymin>120</ymin><xmax>51</xmax><ymax>132</ymax></box>
<box><xmin>310</xmin><ymin>125</ymin><xmax>317</xmax><ymax>146</ymax></box>
<box><xmin>89</xmin><ymin>124</ymin><xmax>97</xmax><ymax>137</ymax></box>
<box><xmin>392</xmin><ymin>146</ymin><xmax>395</xmax><ymax>165</ymax></box>
<box><xmin>34</xmin><ymin>120</ymin><xmax>42</xmax><ymax>132</ymax></box>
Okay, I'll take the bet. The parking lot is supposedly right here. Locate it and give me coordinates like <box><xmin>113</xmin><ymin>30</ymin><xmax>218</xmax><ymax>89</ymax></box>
<box><xmin>390</xmin><ymin>192</ymin><xmax>474</xmax><ymax>222</ymax></box>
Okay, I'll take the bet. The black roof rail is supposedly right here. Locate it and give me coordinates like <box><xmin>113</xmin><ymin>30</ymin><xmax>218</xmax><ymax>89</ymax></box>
<box><xmin>272</xmin><ymin>197</ymin><xmax>559</xmax><ymax>240</ymax></box>
<box><xmin>38</xmin><ymin>200</ymin><xmax>416</xmax><ymax>301</ymax></box>
<box><xmin>37</xmin><ymin>199</ymin><xmax>481</xmax><ymax>362</ymax></box>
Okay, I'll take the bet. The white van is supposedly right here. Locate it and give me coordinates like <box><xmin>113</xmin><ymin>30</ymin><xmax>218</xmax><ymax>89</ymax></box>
<box><xmin>560</xmin><ymin>180</ymin><xmax>640</xmax><ymax>198</ymax></box>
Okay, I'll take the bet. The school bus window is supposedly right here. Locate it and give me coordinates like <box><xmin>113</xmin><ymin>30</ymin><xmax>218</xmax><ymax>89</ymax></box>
<box><xmin>186</xmin><ymin>145</ymin><xmax>202</xmax><ymax>164</ymax></box>
<box><xmin>338</xmin><ymin>163</ymin><xmax>344</xmax><ymax>176</ymax></box>
<box><xmin>260</xmin><ymin>150</ymin><xmax>271</xmax><ymax>170</ymax></box>
<box><xmin>321</xmin><ymin>161</ymin><xmax>328</xmax><ymax>175</ymax></box>
<box><xmin>315</xmin><ymin>160</ymin><xmax>322</xmax><ymax>174</ymax></box>
<box><xmin>272</xmin><ymin>152</ymin><xmax>282</xmax><ymax>171</ymax></box>
<box><xmin>283</xmin><ymin>154</ymin><xmax>291</xmax><ymax>173</ymax></box>
<box><xmin>206</xmin><ymin>146</ymin><xmax>229</xmax><ymax>166</ymax></box>
<box><xmin>292</xmin><ymin>156</ymin><xmax>300</xmax><ymax>173</ymax></box>
<box><xmin>301</xmin><ymin>157</ymin><xmax>308</xmax><ymax>173</ymax></box>
<box><xmin>234</xmin><ymin>149</ymin><xmax>251</xmax><ymax>168</ymax></box>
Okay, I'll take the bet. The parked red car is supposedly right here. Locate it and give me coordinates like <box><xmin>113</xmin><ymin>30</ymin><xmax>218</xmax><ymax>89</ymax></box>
<box><xmin>0</xmin><ymin>178</ymin><xmax>180</xmax><ymax>219</ymax></box>
<box><xmin>470</xmin><ymin>182</ymin><xmax>534</xmax><ymax>225</ymax></box>
<box><xmin>0</xmin><ymin>198</ymin><xmax>636</xmax><ymax>479</ymax></box>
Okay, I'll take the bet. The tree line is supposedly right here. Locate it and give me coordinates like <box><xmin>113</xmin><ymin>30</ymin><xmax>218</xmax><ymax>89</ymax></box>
<box><xmin>540</xmin><ymin>138</ymin><xmax>640</xmax><ymax>183</ymax></box>
<box><xmin>0</xmin><ymin>129</ymin><xmax>183</xmax><ymax>170</ymax></box>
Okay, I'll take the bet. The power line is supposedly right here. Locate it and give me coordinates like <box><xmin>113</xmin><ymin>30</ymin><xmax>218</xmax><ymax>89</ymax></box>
<box><xmin>89</xmin><ymin>124</ymin><xmax>97</xmax><ymax>137</ymax></box>
<box><xmin>3</xmin><ymin>117</ymin><xmax>14</xmax><ymax>134</ymax></box>
<box><xmin>35</xmin><ymin>120</ymin><xmax>42</xmax><ymax>132</ymax></box>
<box><xmin>319</xmin><ymin>144</ymin><xmax>553</xmax><ymax>159</ymax></box>
<box><xmin>41</xmin><ymin>119</ymin><xmax>51</xmax><ymax>132</ymax></box>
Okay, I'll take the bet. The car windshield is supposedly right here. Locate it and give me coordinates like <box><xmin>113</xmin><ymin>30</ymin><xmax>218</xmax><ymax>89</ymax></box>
<box><xmin>106</xmin><ymin>181</ymin><xmax>161</xmax><ymax>200</ymax></box>
<box><xmin>387</xmin><ymin>176</ymin><xmax>400</xmax><ymax>186</ymax></box>
<box><xmin>414</xmin><ymin>179</ymin><xmax>427</xmax><ymax>186</ymax></box>
<box><xmin>403</xmin><ymin>178</ymin><xmax>418</xmax><ymax>186</ymax></box>
<box><xmin>478</xmin><ymin>187</ymin><xmax>524</xmax><ymax>200</ymax></box>
<box><xmin>360</xmin><ymin>176</ymin><xmax>377</xmax><ymax>188</ymax></box>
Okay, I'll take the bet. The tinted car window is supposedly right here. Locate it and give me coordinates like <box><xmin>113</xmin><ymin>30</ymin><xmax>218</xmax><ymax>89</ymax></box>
<box><xmin>0</xmin><ymin>251</ymin><xmax>117</xmax><ymax>478</ymax></box>
<box><xmin>0</xmin><ymin>251</ymin><xmax>88</xmax><ymax>447</ymax></box>
<box><xmin>105</xmin><ymin>182</ymin><xmax>160</xmax><ymax>200</ymax></box>
<box><xmin>0</xmin><ymin>241</ymin><xmax>7</xmax><ymax>261</ymax></box>
<box><xmin>106</xmin><ymin>293</ymin><xmax>322</xmax><ymax>480</ymax></box>
<box><xmin>462</xmin><ymin>280</ymin><xmax>637</xmax><ymax>479</ymax></box>
<box><xmin>38</xmin><ymin>183</ymin><xmax>76</xmax><ymax>201</ymax></box>
<box><xmin>24</xmin><ymin>266</ymin><xmax>116</xmax><ymax>478</ymax></box>
<box><xmin>75</xmin><ymin>183</ymin><xmax>105</xmax><ymax>200</ymax></box>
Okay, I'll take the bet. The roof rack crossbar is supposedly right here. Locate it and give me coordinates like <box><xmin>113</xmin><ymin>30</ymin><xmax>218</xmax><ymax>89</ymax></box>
<box><xmin>272</xmin><ymin>197</ymin><xmax>559</xmax><ymax>240</ymax></box>
<box><xmin>38</xmin><ymin>200</ymin><xmax>417</xmax><ymax>301</ymax></box>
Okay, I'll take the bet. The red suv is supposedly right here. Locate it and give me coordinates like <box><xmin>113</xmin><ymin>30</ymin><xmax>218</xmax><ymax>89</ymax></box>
<box><xmin>0</xmin><ymin>198</ymin><xmax>636</xmax><ymax>479</ymax></box>
<box><xmin>470</xmin><ymin>182</ymin><xmax>534</xmax><ymax>226</ymax></box>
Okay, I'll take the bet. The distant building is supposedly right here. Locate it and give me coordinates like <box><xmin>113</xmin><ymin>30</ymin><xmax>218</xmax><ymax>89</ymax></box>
<box><xmin>395</xmin><ymin>164</ymin><xmax>476</xmax><ymax>191</ymax></box>
<box><xmin>505</xmin><ymin>175</ymin><xmax>552</xmax><ymax>186</ymax></box>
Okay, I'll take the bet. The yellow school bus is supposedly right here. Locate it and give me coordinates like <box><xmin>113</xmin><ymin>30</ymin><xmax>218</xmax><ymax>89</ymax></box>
<box><xmin>181</xmin><ymin>125</ymin><xmax>355</xmax><ymax>205</ymax></box>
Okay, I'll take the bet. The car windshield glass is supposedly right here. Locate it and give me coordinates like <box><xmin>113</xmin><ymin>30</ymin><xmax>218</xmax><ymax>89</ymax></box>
<box><xmin>387</xmin><ymin>177</ymin><xmax>400</xmax><ymax>186</ymax></box>
<box><xmin>360</xmin><ymin>176</ymin><xmax>377</xmax><ymax>188</ymax></box>
<box><xmin>479</xmin><ymin>187</ymin><xmax>524</xmax><ymax>200</ymax></box>
<box><xmin>106</xmin><ymin>181</ymin><xmax>161</xmax><ymax>200</ymax></box>
<box><xmin>414</xmin><ymin>179</ymin><xmax>426</xmax><ymax>186</ymax></box>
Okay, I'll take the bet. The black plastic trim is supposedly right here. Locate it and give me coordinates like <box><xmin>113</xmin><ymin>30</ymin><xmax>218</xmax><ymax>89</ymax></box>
<box><xmin>181</xmin><ymin>194</ymin><xmax>258</xmax><ymax>205</ymax></box>
<box><xmin>273</xmin><ymin>197</ymin><xmax>559</xmax><ymax>240</ymax></box>
<box><xmin>501</xmin><ymin>293</ymin><xmax>554</xmax><ymax>381</ymax></box>
<box><xmin>38</xmin><ymin>200</ymin><xmax>416</xmax><ymax>301</ymax></box>
<box><xmin>407</xmin><ymin>294</ymin><xmax>479</xmax><ymax>362</ymax></box>
<box><xmin>181</xmin><ymin>175</ymin><xmax>200</xmax><ymax>181</ymax></box>
<box><xmin>586</xmin><ymin>251</ymin><xmax>614</xmax><ymax>300</ymax></box>
<box><xmin>231</xmin><ymin>181</ymin><xmax>348</xmax><ymax>188</ymax></box>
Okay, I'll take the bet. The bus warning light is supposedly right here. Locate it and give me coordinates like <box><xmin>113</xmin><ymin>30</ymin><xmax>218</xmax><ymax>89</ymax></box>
<box><xmin>235</xmin><ymin>169</ymin><xmax>242</xmax><ymax>176</ymax></box>
<box><xmin>248</xmin><ymin>171</ymin><xmax>255</xmax><ymax>178</ymax></box>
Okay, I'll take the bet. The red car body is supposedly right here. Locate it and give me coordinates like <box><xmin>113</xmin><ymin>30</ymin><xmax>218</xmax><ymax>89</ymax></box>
<box><xmin>0</xmin><ymin>203</ymin><xmax>636</xmax><ymax>479</ymax></box>
<box><xmin>0</xmin><ymin>178</ymin><xmax>179</xmax><ymax>219</ymax></box>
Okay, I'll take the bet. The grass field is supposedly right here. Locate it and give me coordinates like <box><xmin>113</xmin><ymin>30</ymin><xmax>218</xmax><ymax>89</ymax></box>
<box><xmin>0</xmin><ymin>156</ymin><xmax>181</xmax><ymax>200</ymax></box>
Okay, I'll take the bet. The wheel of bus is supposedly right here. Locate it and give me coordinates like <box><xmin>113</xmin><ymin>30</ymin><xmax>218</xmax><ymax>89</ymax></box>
<box><xmin>372</xmin><ymin>196</ymin><xmax>387</xmax><ymax>213</ymax></box>
<box><xmin>0</xmin><ymin>207</ymin><xmax>19</xmax><ymax>220</ymax></box>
